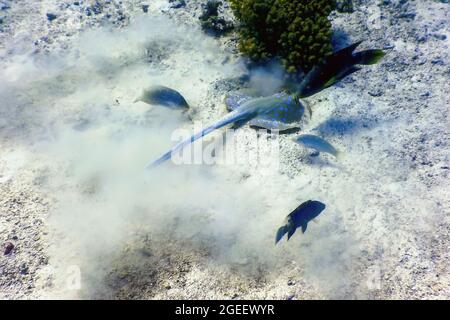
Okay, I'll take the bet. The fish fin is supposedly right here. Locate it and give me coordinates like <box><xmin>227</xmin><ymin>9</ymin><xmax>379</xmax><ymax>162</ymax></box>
<box><xmin>287</xmin><ymin>227</ymin><xmax>296</xmax><ymax>241</ymax></box>
<box><xmin>134</xmin><ymin>97</ymin><xmax>141</xmax><ymax>103</ymax></box>
<box><xmin>275</xmin><ymin>226</ymin><xmax>288</xmax><ymax>244</ymax></box>
<box><xmin>295</xmin><ymin>66</ymin><xmax>322</xmax><ymax>98</ymax></box>
<box><xmin>353</xmin><ymin>49</ymin><xmax>386</xmax><ymax>65</ymax></box>
<box><xmin>301</xmin><ymin>223</ymin><xmax>308</xmax><ymax>233</ymax></box>
<box><xmin>295</xmin><ymin>42</ymin><xmax>376</xmax><ymax>98</ymax></box>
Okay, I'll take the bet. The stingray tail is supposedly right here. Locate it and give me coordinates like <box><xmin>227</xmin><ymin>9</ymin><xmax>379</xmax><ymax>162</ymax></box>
<box><xmin>146</xmin><ymin>110</ymin><xmax>249</xmax><ymax>169</ymax></box>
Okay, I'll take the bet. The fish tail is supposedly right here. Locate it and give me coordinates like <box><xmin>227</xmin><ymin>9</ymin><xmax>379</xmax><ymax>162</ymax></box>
<box><xmin>353</xmin><ymin>49</ymin><xmax>386</xmax><ymax>65</ymax></box>
<box><xmin>145</xmin><ymin>111</ymin><xmax>249</xmax><ymax>169</ymax></box>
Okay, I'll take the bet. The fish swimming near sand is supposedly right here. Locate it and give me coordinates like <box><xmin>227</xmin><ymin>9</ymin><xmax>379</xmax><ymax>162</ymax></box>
<box><xmin>294</xmin><ymin>41</ymin><xmax>386</xmax><ymax>99</ymax></box>
<box><xmin>295</xmin><ymin>134</ymin><xmax>340</xmax><ymax>158</ymax></box>
<box><xmin>135</xmin><ymin>85</ymin><xmax>189</xmax><ymax>109</ymax></box>
<box><xmin>276</xmin><ymin>200</ymin><xmax>326</xmax><ymax>244</ymax></box>
<box><xmin>146</xmin><ymin>42</ymin><xmax>386</xmax><ymax>168</ymax></box>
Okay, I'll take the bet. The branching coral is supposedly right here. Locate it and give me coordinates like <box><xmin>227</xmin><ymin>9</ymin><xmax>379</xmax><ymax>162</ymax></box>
<box><xmin>230</xmin><ymin>0</ymin><xmax>349</xmax><ymax>75</ymax></box>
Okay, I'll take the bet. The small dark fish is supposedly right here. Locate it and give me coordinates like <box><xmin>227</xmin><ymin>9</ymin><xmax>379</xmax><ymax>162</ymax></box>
<box><xmin>135</xmin><ymin>85</ymin><xmax>189</xmax><ymax>109</ymax></box>
<box><xmin>295</xmin><ymin>134</ymin><xmax>340</xmax><ymax>158</ymax></box>
<box><xmin>276</xmin><ymin>200</ymin><xmax>326</xmax><ymax>244</ymax></box>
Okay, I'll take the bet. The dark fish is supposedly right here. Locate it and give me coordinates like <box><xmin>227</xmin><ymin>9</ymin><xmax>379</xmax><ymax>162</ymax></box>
<box><xmin>276</xmin><ymin>200</ymin><xmax>326</xmax><ymax>244</ymax></box>
<box><xmin>135</xmin><ymin>85</ymin><xmax>189</xmax><ymax>109</ymax></box>
<box><xmin>295</xmin><ymin>41</ymin><xmax>386</xmax><ymax>98</ymax></box>
<box><xmin>3</xmin><ymin>242</ymin><xmax>14</xmax><ymax>255</ymax></box>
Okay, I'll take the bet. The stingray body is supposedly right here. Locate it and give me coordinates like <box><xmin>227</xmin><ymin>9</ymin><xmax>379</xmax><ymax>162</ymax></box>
<box><xmin>276</xmin><ymin>200</ymin><xmax>326</xmax><ymax>244</ymax></box>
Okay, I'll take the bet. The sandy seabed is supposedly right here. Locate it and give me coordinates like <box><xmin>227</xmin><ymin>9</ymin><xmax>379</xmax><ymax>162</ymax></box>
<box><xmin>0</xmin><ymin>0</ymin><xmax>449</xmax><ymax>299</ymax></box>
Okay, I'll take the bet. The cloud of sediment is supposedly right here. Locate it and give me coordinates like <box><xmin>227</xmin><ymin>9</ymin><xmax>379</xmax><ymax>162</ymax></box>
<box><xmin>0</xmin><ymin>13</ymin><xmax>381</xmax><ymax>299</ymax></box>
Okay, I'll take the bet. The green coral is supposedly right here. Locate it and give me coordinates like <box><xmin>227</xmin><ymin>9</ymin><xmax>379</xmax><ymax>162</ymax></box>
<box><xmin>230</xmin><ymin>0</ymin><xmax>343</xmax><ymax>75</ymax></box>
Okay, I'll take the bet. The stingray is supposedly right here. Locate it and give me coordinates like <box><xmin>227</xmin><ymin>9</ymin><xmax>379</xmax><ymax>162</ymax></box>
<box><xmin>146</xmin><ymin>42</ymin><xmax>386</xmax><ymax>168</ymax></box>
